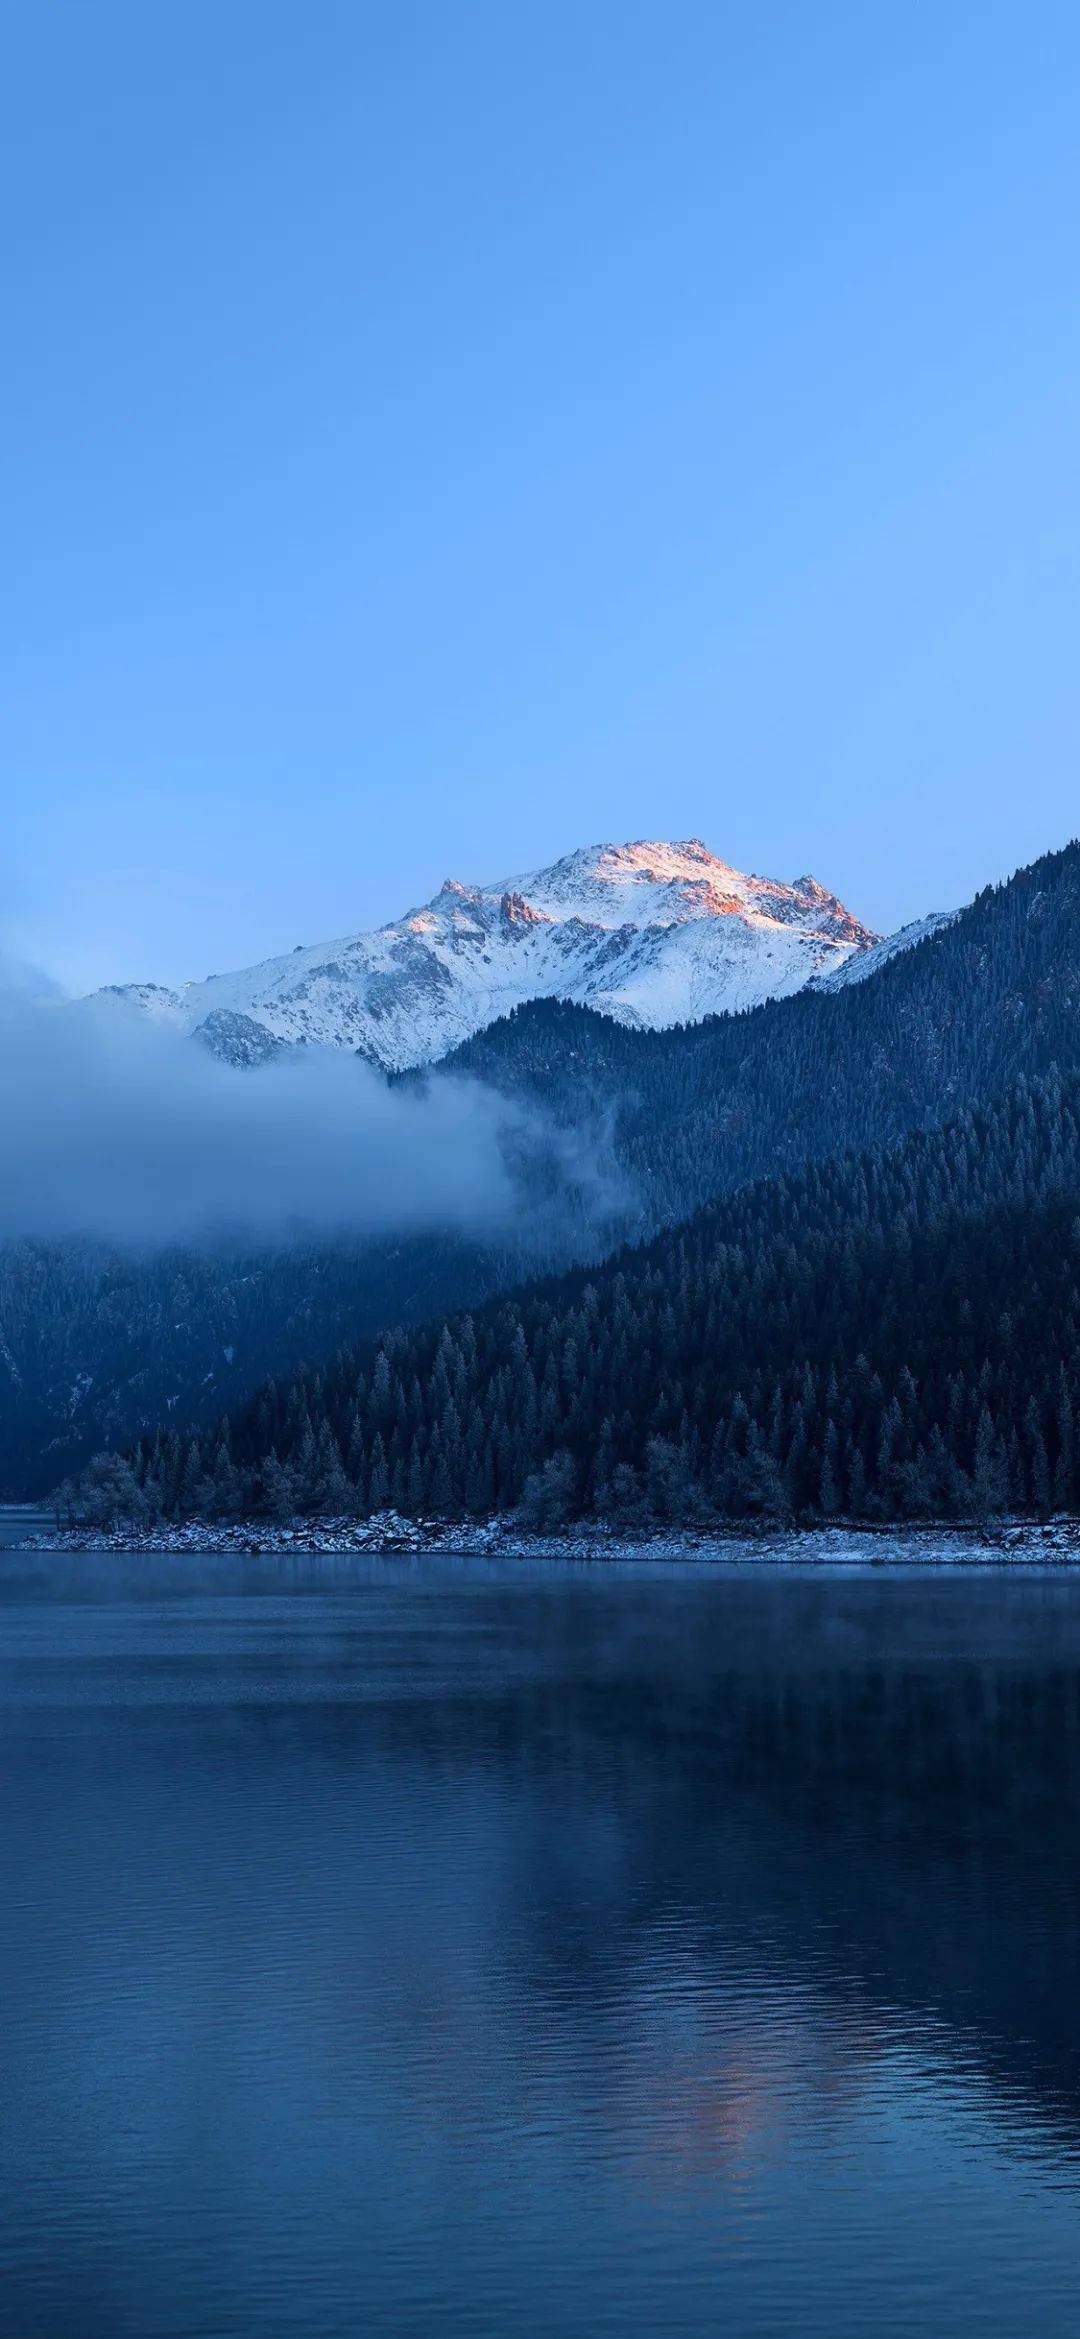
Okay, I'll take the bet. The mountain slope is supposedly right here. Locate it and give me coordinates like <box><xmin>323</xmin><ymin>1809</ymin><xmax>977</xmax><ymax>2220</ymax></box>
<box><xmin>10</xmin><ymin>836</ymin><xmax>1080</xmax><ymax>1497</ymax></box>
<box><xmin>123</xmin><ymin>1060</ymin><xmax>1080</xmax><ymax>1526</ymax></box>
<box><xmin>92</xmin><ymin>838</ymin><xmax>876</xmax><ymax>1068</ymax></box>
<box><xmin>439</xmin><ymin>839</ymin><xmax>1080</xmax><ymax>1226</ymax></box>
<box><xmin>0</xmin><ymin>1232</ymin><xmax>515</xmax><ymax>1498</ymax></box>
<box><xmin>812</xmin><ymin>907</ymin><xmax>958</xmax><ymax>989</ymax></box>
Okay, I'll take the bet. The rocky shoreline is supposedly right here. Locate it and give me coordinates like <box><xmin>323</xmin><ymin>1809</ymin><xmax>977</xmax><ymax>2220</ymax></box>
<box><xmin>17</xmin><ymin>1509</ymin><xmax>1080</xmax><ymax>1564</ymax></box>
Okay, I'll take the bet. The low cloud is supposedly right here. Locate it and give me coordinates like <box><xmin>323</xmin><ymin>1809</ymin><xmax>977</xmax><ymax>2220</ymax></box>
<box><xmin>0</xmin><ymin>964</ymin><xmax>534</xmax><ymax>1246</ymax></box>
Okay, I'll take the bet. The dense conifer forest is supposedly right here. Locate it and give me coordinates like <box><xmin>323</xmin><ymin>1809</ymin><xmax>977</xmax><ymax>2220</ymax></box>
<box><xmin>0</xmin><ymin>1230</ymin><xmax>516</xmax><ymax>1497</ymax></box>
<box><xmin>9</xmin><ymin>840</ymin><xmax>1080</xmax><ymax>1498</ymax></box>
<box><xmin>442</xmin><ymin>839</ymin><xmax>1080</xmax><ymax>1224</ymax></box>
<box><xmin>81</xmin><ymin>1062</ymin><xmax>1080</xmax><ymax>1529</ymax></box>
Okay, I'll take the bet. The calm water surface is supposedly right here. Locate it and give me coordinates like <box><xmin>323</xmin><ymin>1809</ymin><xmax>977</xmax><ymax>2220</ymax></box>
<box><xmin>2</xmin><ymin>1548</ymin><xmax>1080</xmax><ymax>2337</ymax></box>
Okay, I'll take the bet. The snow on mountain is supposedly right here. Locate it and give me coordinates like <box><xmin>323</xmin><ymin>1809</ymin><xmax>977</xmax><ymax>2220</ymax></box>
<box><xmin>811</xmin><ymin>907</ymin><xmax>958</xmax><ymax>991</ymax></box>
<box><xmin>91</xmin><ymin>838</ymin><xmax>879</xmax><ymax>1070</ymax></box>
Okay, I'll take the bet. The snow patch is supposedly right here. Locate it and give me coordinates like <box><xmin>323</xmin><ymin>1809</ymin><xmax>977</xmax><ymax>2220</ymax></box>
<box><xmin>87</xmin><ymin>836</ymin><xmax>880</xmax><ymax>1071</ymax></box>
<box><xmin>812</xmin><ymin>908</ymin><xmax>958</xmax><ymax>991</ymax></box>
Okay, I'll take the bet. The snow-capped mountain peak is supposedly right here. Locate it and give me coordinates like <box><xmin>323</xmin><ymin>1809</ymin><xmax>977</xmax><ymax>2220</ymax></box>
<box><xmin>91</xmin><ymin>837</ymin><xmax>879</xmax><ymax>1069</ymax></box>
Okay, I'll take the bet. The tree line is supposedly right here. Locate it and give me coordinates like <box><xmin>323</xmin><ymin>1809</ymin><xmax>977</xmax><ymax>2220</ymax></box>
<box><xmin>11</xmin><ymin>834</ymin><xmax>1080</xmax><ymax>1497</ymax></box>
<box><xmin>444</xmin><ymin>836</ymin><xmax>1080</xmax><ymax>1229</ymax></box>
<box><xmin>69</xmin><ymin>1062</ymin><xmax>1080</xmax><ymax>1529</ymax></box>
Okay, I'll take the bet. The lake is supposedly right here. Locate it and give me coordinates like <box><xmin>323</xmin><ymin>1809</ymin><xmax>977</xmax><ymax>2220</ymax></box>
<box><xmin>2</xmin><ymin>1549</ymin><xmax>1079</xmax><ymax>2337</ymax></box>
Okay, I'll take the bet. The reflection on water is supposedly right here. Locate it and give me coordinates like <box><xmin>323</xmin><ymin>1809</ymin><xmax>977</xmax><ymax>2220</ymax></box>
<box><xmin>2</xmin><ymin>1552</ymin><xmax>1080</xmax><ymax>2337</ymax></box>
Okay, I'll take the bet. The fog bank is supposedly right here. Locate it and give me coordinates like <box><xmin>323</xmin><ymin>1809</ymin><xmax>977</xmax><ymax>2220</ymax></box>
<box><xmin>0</xmin><ymin>970</ymin><xmax>529</xmax><ymax>1246</ymax></box>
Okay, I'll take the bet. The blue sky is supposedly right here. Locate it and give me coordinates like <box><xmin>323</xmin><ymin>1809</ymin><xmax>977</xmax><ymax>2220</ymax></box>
<box><xmin>4</xmin><ymin>0</ymin><xmax>1080</xmax><ymax>987</ymax></box>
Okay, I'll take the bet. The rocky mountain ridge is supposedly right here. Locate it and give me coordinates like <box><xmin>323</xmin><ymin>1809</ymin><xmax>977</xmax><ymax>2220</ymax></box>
<box><xmin>91</xmin><ymin>837</ymin><xmax>879</xmax><ymax>1068</ymax></box>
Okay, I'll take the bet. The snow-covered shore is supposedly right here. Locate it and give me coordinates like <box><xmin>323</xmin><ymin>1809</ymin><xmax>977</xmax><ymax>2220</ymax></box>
<box><xmin>17</xmin><ymin>1509</ymin><xmax>1080</xmax><ymax>1564</ymax></box>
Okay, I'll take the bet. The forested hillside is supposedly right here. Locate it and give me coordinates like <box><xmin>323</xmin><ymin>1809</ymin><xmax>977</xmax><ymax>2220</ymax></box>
<box><xmin>101</xmin><ymin>1064</ymin><xmax>1080</xmax><ymax>1528</ymax></box>
<box><xmin>10</xmin><ymin>837</ymin><xmax>1080</xmax><ymax>1499</ymax></box>
<box><xmin>441</xmin><ymin>839</ymin><xmax>1080</xmax><ymax>1225</ymax></box>
<box><xmin>0</xmin><ymin>1105</ymin><xmax>617</xmax><ymax>1496</ymax></box>
<box><xmin>0</xmin><ymin>1232</ymin><xmax>515</xmax><ymax>1497</ymax></box>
